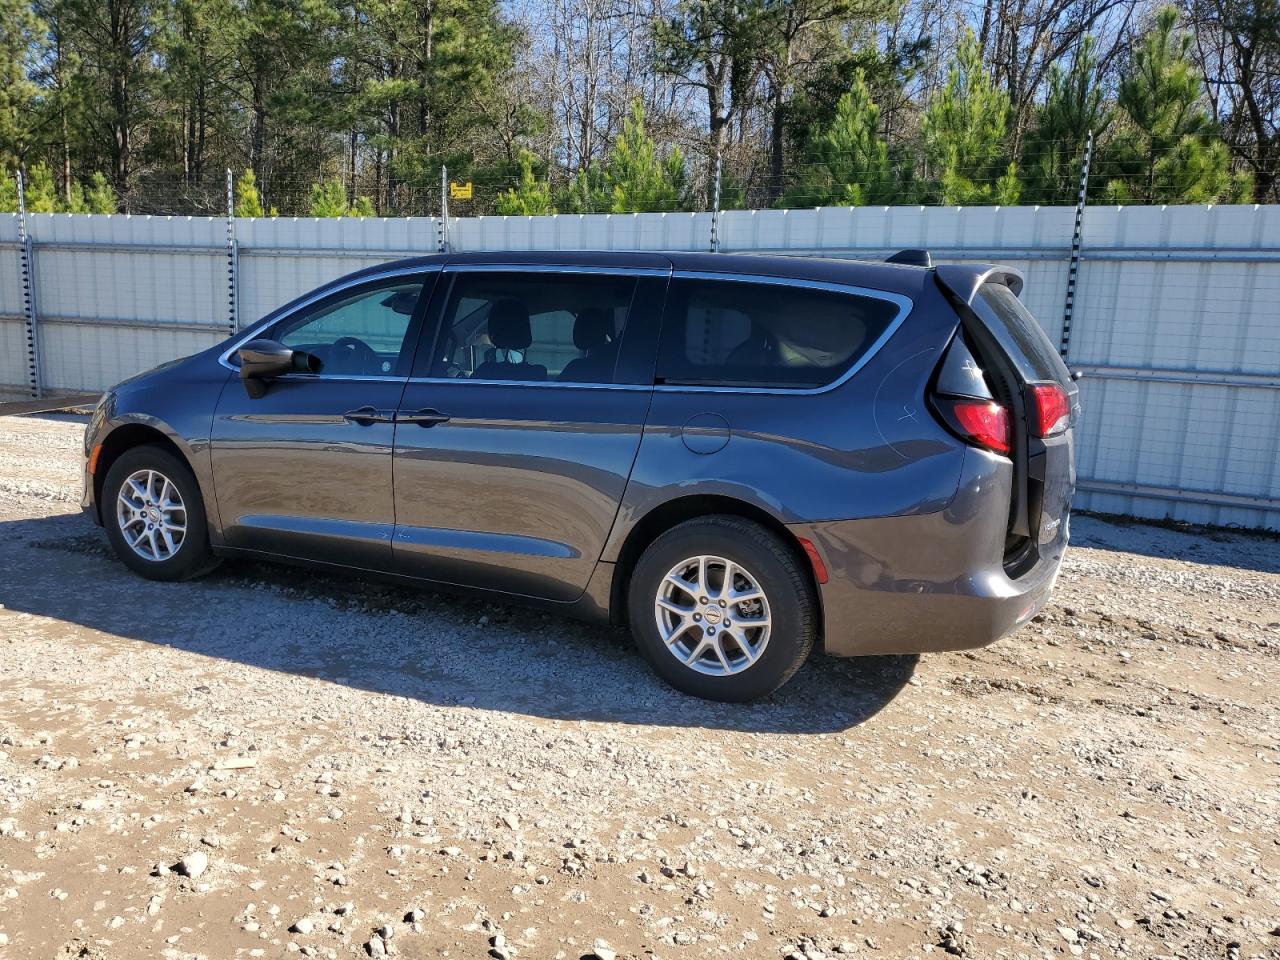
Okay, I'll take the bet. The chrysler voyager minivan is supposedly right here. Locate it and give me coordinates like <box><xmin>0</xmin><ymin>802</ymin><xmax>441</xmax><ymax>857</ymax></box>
<box><xmin>83</xmin><ymin>251</ymin><xmax>1078</xmax><ymax>701</ymax></box>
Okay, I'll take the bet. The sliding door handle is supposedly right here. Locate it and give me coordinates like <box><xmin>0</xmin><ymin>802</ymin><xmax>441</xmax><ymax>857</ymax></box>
<box><xmin>396</xmin><ymin>407</ymin><xmax>451</xmax><ymax>427</ymax></box>
<box><xmin>343</xmin><ymin>405</ymin><xmax>395</xmax><ymax>425</ymax></box>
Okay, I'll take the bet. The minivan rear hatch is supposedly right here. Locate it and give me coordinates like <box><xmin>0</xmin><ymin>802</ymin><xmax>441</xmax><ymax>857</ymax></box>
<box><xmin>934</xmin><ymin>266</ymin><xmax>1079</xmax><ymax>576</ymax></box>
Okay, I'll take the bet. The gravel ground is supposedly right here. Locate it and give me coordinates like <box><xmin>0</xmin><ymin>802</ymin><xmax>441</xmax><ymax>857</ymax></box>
<box><xmin>0</xmin><ymin>413</ymin><xmax>1277</xmax><ymax>960</ymax></box>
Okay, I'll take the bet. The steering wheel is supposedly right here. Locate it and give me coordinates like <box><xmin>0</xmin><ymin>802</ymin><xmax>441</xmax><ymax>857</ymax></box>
<box><xmin>331</xmin><ymin>336</ymin><xmax>380</xmax><ymax>375</ymax></box>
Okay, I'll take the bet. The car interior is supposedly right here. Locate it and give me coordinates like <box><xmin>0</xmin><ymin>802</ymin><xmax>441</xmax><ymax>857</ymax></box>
<box><xmin>435</xmin><ymin>276</ymin><xmax>634</xmax><ymax>382</ymax></box>
<box><xmin>276</xmin><ymin>284</ymin><xmax>422</xmax><ymax>377</ymax></box>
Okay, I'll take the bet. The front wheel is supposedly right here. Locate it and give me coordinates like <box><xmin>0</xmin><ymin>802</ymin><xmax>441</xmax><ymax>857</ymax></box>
<box><xmin>627</xmin><ymin>516</ymin><xmax>818</xmax><ymax>701</ymax></box>
<box><xmin>102</xmin><ymin>444</ymin><xmax>217</xmax><ymax>581</ymax></box>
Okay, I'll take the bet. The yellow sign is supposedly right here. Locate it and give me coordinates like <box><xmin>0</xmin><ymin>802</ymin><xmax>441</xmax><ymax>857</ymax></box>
<box><xmin>449</xmin><ymin>181</ymin><xmax>473</xmax><ymax>200</ymax></box>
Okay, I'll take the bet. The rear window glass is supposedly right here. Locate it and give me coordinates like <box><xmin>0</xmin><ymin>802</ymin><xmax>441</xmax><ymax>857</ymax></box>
<box><xmin>656</xmin><ymin>278</ymin><xmax>902</xmax><ymax>388</ymax></box>
<box><xmin>975</xmin><ymin>283</ymin><xmax>1072</xmax><ymax>384</ymax></box>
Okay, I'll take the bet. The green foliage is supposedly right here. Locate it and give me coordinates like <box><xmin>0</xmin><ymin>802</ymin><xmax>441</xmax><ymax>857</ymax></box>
<box><xmin>784</xmin><ymin>39</ymin><xmax>929</xmax><ymax>160</ymax></box>
<box><xmin>1101</xmin><ymin>7</ymin><xmax>1235</xmax><ymax>202</ymax></box>
<box><xmin>782</xmin><ymin>71</ymin><xmax>892</xmax><ymax>207</ymax></box>
<box><xmin>308</xmin><ymin>177</ymin><xmax>349</xmax><ymax>217</ymax></box>
<box><xmin>0</xmin><ymin>0</ymin><xmax>45</xmax><ymax>167</ymax></box>
<box><xmin>921</xmin><ymin>30</ymin><xmax>1021</xmax><ymax>204</ymax></box>
<box><xmin>604</xmin><ymin>100</ymin><xmax>685</xmax><ymax>213</ymax></box>
<box><xmin>64</xmin><ymin>180</ymin><xmax>87</xmax><ymax>212</ymax></box>
<box><xmin>82</xmin><ymin>173</ymin><xmax>118</xmax><ymax>213</ymax></box>
<box><xmin>0</xmin><ymin>169</ymin><xmax>17</xmax><ymax>211</ymax></box>
<box><xmin>497</xmin><ymin>150</ymin><xmax>554</xmax><ymax>216</ymax></box>
<box><xmin>1</xmin><ymin>0</ymin><xmax>1261</xmax><ymax>213</ymax></box>
<box><xmin>1021</xmin><ymin>37</ymin><xmax>1111</xmax><ymax>204</ymax></box>
<box><xmin>554</xmin><ymin>166</ymin><xmax>610</xmax><ymax>214</ymax></box>
<box><xmin>23</xmin><ymin>162</ymin><xmax>58</xmax><ymax>212</ymax></box>
<box><xmin>234</xmin><ymin>169</ymin><xmax>264</xmax><ymax>217</ymax></box>
<box><xmin>0</xmin><ymin>166</ymin><xmax>117</xmax><ymax>213</ymax></box>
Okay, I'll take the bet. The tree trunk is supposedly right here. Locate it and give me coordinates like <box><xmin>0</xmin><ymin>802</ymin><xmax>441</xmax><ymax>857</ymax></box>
<box><xmin>768</xmin><ymin>82</ymin><xmax>785</xmax><ymax>203</ymax></box>
<box><xmin>61</xmin><ymin>113</ymin><xmax>72</xmax><ymax>204</ymax></box>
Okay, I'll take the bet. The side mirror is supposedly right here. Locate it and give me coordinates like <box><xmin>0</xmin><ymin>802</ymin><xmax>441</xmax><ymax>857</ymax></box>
<box><xmin>238</xmin><ymin>339</ymin><xmax>321</xmax><ymax>397</ymax></box>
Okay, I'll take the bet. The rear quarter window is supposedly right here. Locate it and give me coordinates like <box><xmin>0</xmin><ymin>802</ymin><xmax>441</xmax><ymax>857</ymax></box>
<box><xmin>656</xmin><ymin>278</ymin><xmax>903</xmax><ymax>388</ymax></box>
<box><xmin>975</xmin><ymin>282</ymin><xmax>1072</xmax><ymax>384</ymax></box>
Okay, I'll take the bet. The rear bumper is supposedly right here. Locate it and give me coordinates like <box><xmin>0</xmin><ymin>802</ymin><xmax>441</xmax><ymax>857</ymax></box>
<box><xmin>791</xmin><ymin>448</ymin><xmax>1067</xmax><ymax>657</ymax></box>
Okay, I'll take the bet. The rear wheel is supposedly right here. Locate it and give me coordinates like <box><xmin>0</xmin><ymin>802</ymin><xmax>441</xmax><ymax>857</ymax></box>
<box><xmin>627</xmin><ymin>516</ymin><xmax>817</xmax><ymax>701</ymax></box>
<box><xmin>102</xmin><ymin>444</ymin><xmax>217</xmax><ymax>581</ymax></box>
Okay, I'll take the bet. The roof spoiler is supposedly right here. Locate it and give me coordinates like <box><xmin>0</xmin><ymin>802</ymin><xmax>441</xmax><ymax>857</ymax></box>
<box><xmin>935</xmin><ymin>264</ymin><xmax>1025</xmax><ymax>303</ymax></box>
<box><xmin>885</xmin><ymin>248</ymin><xmax>932</xmax><ymax>268</ymax></box>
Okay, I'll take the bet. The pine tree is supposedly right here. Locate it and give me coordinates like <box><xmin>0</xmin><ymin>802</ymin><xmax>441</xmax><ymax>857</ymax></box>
<box><xmin>555</xmin><ymin>166</ymin><xmax>611</xmax><ymax>215</ymax></box>
<box><xmin>604</xmin><ymin>100</ymin><xmax>685</xmax><ymax>213</ymax></box>
<box><xmin>1021</xmin><ymin>36</ymin><xmax>1111</xmax><ymax>204</ymax></box>
<box><xmin>64</xmin><ymin>180</ymin><xmax>88</xmax><ymax>211</ymax></box>
<box><xmin>782</xmin><ymin>71</ymin><xmax>892</xmax><ymax>207</ymax></box>
<box><xmin>921</xmin><ymin>30</ymin><xmax>1021</xmax><ymax>204</ymax></box>
<box><xmin>234</xmin><ymin>168</ymin><xmax>264</xmax><ymax>217</ymax></box>
<box><xmin>1102</xmin><ymin>6</ymin><xmax>1241</xmax><ymax>203</ymax></box>
<box><xmin>497</xmin><ymin>150</ymin><xmax>554</xmax><ymax>216</ymax></box>
<box><xmin>348</xmin><ymin>195</ymin><xmax>376</xmax><ymax>217</ymax></box>
<box><xmin>23</xmin><ymin>161</ymin><xmax>59</xmax><ymax>211</ymax></box>
<box><xmin>85</xmin><ymin>171</ymin><xmax>117</xmax><ymax>212</ymax></box>
<box><xmin>0</xmin><ymin>0</ymin><xmax>45</xmax><ymax>167</ymax></box>
<box><xmin>308</xmin><ymin>177</ymin><xmax>349</xmax><ymax>217</ymax></box>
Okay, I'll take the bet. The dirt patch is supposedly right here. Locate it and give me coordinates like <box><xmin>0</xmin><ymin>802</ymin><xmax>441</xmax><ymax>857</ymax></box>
<box><xmin>1</xmin><ymin>414</ymin><xmax>1278</xmax><ymax>960</ymax></box>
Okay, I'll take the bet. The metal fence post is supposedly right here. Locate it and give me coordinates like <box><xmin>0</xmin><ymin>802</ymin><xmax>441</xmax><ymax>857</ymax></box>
<box><xmin>15</xmin><ymin>169</ymin><xmax>41</xmax><ymax>399</ymax></box>
<box><xmin>1060</xmin><ymin>129</ymin><xmax>1093</xmax><ymax>361</ymax></box>
<box><xmin>438</xmin><ymin>165</ymin><xmax>450</xmax><ymax>253</ymax></box>
<box><xmin>226</xmin><ymin>168</ymin><xmax>239</xmax><ymax>334</ymax></box>
<box><xmin>710</xmin><ymin>152</ymin><xmax>722</xmax><ymax>253</ymax></box>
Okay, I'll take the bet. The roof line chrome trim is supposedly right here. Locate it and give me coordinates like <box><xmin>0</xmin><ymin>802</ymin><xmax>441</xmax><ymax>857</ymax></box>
<box><xmin>654</xmin><ymin>271</ymin><xmax>914</xmax><ymax>397</ymax></box>
<box><xmin>443</xmin><ymin>263</ymin><xmax>671</xmax><ymax>277</ymax></box>
<box><xmin>217</xmin><ymin>264</ymin><xmax>442</xmax><ymax>372</ymax></box>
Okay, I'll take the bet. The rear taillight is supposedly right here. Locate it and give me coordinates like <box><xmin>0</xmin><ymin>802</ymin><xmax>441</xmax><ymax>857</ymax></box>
<box><xmin>1028</xmin><ymin>382</ymin><xmax>1070</xmax><ymax>437</ymax></box>
<box><xmin>930</xmin><ymin>334</ymin><xmax>1010</xmax><ymax>456</ymax></box>
<box><xmin>938</xmin><ymin>397</ymin><xmax>1011</xmax><ymax>455</ymax></box>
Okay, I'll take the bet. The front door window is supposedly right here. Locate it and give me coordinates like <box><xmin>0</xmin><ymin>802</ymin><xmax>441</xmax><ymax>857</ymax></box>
<box><xmin>276</xmin><ymin>279</ymin><xmax>425</xmax><ymax>377</ymax></box>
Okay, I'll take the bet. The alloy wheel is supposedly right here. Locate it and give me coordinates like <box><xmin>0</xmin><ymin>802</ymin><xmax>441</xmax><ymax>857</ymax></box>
<box><xmin>654</xmin><ymin>554</ymin><xmax>771</xmax><ymax>676</ymax></box>
<box><xmin>115</xmin><ymin>468</ymin><xmax>187</xmax><ymax>562</ymax></box>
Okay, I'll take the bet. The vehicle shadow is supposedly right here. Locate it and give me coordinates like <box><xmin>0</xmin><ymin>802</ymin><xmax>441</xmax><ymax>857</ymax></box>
<box><xmin>0</xmin><ymin>512</ymin><xmax>917</xmax><ymax>735</ymax></box>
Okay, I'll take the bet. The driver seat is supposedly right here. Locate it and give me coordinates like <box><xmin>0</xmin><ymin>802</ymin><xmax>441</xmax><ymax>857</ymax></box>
<box><xmin>472</xmin><ymin>299</ymin><xmax>548</xmax><ymax>381</ymax></box>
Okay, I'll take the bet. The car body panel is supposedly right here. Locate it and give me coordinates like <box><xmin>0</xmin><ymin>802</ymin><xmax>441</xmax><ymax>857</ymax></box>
<box><xmin>81</xmin><ymin>346</ymin><xmax>231</xmax><ymax>536</ymax></box>
<box><xmin>791</xmin><ymin>448</ymin><xmax>1064</xmax><ymax>656</ymax></box>
<box><xmin>208</xmin><ymin>376</ymin><xmax>408</xmax><ymax>570</ymax></box>
<box><xmin>390</xmin><ymin>380</ymin><xmax>653</xmax><ymax>599</ymax></box>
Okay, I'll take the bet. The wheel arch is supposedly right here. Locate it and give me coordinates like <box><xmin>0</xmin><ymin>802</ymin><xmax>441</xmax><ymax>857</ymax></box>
<box><xmin>92</xmin><ymin>422</ymin><xmax>195</xmax><ymax>524</ymax></box>
<box><xmin>607</xmin><ymin>494</ymin><xmax>824</xmax><ymax>633</ymax></box>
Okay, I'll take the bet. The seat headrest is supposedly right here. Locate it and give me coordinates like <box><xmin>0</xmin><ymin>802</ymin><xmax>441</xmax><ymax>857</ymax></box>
<box><xmin>573</xmin><ymin>308</ymin><xmax>614</xmax><ymax>351</ymax></box>
<box><xmin>487</xmin><ymin>299</ymin><xmax>532</xmax><ymax>351</ymax></box>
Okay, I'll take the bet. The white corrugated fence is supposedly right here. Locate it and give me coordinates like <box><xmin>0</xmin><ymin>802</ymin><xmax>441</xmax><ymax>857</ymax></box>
<box><xmin>1</xmin><ymin>204</ymin><xmax>1277</xmax><ymax>529</ymax></box>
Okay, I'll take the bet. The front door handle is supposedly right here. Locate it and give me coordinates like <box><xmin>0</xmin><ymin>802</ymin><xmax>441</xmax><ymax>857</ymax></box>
<box><xmin>343</xmin><ymin>405</ymin><xmax>395</xmax><ymax>425</ymax></box>
<box><xmin>396</xmin><ymin>407</ymin><xmax>451</xmax><ymax>427</ymax></box>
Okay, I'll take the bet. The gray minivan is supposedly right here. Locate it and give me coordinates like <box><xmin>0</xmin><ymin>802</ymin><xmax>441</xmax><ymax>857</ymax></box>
<box><xmin>82</xmin><ymin>251</ymin><xmax>1078</xmax><ymax>701</ymax></box>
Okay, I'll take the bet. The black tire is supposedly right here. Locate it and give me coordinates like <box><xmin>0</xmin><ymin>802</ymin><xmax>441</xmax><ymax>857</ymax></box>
<box><xmin>627</xmin><ymin>515</ymin><xmax>818</xmax><ymax>702</ymax></box>
<box><xmin>102</xmin><ymin>443</ymin><xmax>218</xmax><ymax>582</ymax></box>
